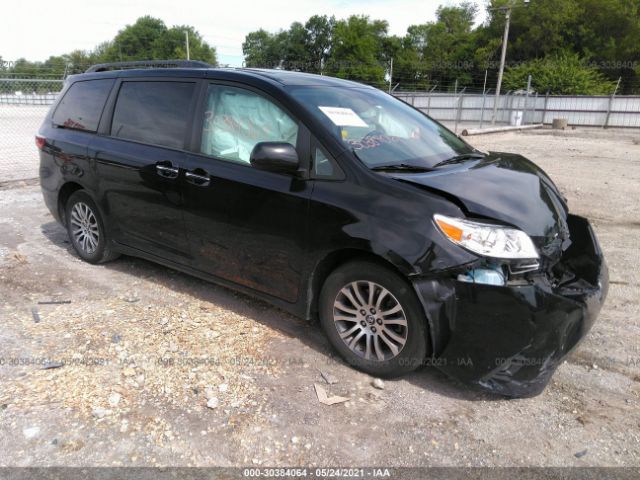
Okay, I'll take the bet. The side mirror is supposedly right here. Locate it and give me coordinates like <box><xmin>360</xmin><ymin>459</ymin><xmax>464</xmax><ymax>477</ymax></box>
<box><xmin>250</xmin><ymin>142</ymin><xmax>301</xmax><ymax>175</ymax></box>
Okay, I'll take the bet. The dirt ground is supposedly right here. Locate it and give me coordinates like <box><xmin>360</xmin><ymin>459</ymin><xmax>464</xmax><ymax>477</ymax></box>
<box><xmin>0</xmin><ymin>127</ymin><xmax>639</xmax><ymax>467</ymax></box>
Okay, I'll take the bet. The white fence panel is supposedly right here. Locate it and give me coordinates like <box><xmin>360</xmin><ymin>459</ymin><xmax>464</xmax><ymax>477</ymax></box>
<box><xmin>395</xmin><ymin>91</ymin><xmax>640</xmax><ymax>129</ymax></box>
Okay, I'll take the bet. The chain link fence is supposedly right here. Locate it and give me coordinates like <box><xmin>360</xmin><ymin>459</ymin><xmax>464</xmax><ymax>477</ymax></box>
<box><xmin>1</xmin><ymin>71</ymin><xmax>640</xmax><ymax>182</ymax></box>
<box><xmin>0</xmin><ymin>78</ymin><xmax>63</xmax><ymax>182</ymax></box>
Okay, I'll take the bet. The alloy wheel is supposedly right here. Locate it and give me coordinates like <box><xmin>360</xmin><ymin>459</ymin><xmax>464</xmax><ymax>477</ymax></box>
<box><xmin>70</xmin><ymin>202</ymin><xmax>100</xmax><ymax>255</ymax></box>
<box><xmin>333</xmin><ymin>280</ymin><xmax>409</xmax><ymax>361</ymax></box>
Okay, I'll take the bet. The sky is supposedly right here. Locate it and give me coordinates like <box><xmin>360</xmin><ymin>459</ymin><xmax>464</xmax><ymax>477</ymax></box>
<box><xmin>1</xmin><ymin>0</ymin><xmax>488</xmax><ymax>67</ymax></box>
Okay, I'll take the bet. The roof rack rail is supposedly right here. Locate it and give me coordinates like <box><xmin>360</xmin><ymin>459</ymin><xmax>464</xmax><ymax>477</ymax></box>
<box><xmin>85</xmin><ymin>60</ymin><xmax>212</xmax><ymax>73</ymax></box>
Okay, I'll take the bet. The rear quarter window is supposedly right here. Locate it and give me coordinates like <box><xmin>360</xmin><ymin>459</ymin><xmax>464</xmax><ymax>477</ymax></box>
<box><xmin>52</xmin><ymin>79</ymin><xmax>115</xmax><ymax>132</ymax></box>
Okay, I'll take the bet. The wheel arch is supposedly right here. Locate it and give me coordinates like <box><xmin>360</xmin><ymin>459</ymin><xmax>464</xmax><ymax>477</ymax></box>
<box><xmin>57</xmin><ymin>181</ymin><xmax>85</xmax><ymax>224</ymax></box>
<box><xmin>305</xmin><ymin>248</ymin><xmax>416</xmax><ymax>321</ymax></box>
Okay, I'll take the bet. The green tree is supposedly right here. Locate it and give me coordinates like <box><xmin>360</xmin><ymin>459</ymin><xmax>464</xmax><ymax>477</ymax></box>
<box><xmin>381</xmin><ymin>34</ymin><xmax>430</xmax><ymax>90</ymax></box>
<box><xmin>404</xmin><ymin>2</ymin><xmax>479</xmax><ymax>90</ymax></box>
<box><xmin>242</xmin><ymin>15</ymin><xmax>335</xmax><ymax>71</ymax></box>
<box><xmin>155</xmin><ymin>26</ymin><xmax>217</xmax><ymax>64</ymax></box>
<box><xmin>304</xmin><ymin>15</ymin><xmax>335</xmax><ymax>73</ymax></box>
<box><xmin>483</xmin><ymin>0</ymin><xmax>581</xmax><ymax>59</ymax></box>
<box><xmin>104</xmin><ymin>16</ymin><xmax>167</xmax><ymax>61</ymax></box>
<box><xmin>503</xmin><ymin>52</ymin><xmax>617</xmax><ymax>95</ymax></box>
<box><xmin>574</xmin><ymin>0</ymin><xmax>640</xmax><ymax>93</ymax></box>
<box><xmin>478</xmin><ymin>0</ymin><xmax>640</xmax><ymax>93</ymax></box>
<box><xmin>280</xmin><ymin>22</ymin><xmax>310</xmax><ymax>69</ymax></box>
<box><xmin>3</xmin><ymin>15</ymin><xmax>217</xmax><ymax>92</ymax></box>
<box><xmin>103</xmin><ymin>16</ymin><xmax>216</xmax><ymax>64</ymax></box>
<box><xmin>242</xmin><ymin>29</ymin><xmax>284</xmax><ymax>67</ymax></box>
<box><xmin>325</xmin><ymin>15</ymin><xmax>388</xmax><ymax>85</ymax></box>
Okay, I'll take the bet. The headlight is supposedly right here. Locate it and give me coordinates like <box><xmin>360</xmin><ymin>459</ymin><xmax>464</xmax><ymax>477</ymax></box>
<box><xmin>434</xmin><ymin>214</ymin><xmax>539</xmax><ymax>260</ymax></box>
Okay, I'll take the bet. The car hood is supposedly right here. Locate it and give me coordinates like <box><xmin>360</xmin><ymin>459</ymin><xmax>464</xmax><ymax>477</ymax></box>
<box><xmin>388</xmin><ymin>152</ymin><xmax>570</xmax><ymax>257</ymax></box>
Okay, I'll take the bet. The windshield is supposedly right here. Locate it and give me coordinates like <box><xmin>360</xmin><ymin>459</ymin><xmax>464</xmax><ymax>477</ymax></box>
<box><xmin>288</xmin><ymin>86</ymin><xmax>475</xmax><ymax>169</ymax></box>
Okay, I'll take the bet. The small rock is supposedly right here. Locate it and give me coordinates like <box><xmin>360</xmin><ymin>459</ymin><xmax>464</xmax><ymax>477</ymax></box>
<box><xmin>320</xmin><ymin>371</ymin><xmax>338</xmax><ymax>385</ymax></box>
<box><xmin>111</xmin><ymin>334</ymin><xmax>122</xmax><ymax>344</ymax></box>
<box><xmin>123</xmin><ymin>367</ymin><xmax>136</xmax><ymax>377</ymax></box>
<box><xmin>372</xmin><ymin>378</ymin><xmax>385</xmax><ymax>390</ymax></box>
<box><xmin>219</xmin><ymin>383</ymin><xmax>229</xmax><ymax>393</ymax></box>
<box><xmin>291</xmin><ymin>436</ymin><xmax>299</xmax><ymax>444</ymax></box>
<box><xmin>108</xmin><ymin>392</ymin><xmax>122</xmax><ymax>407</ymax></box>
<box><xmin>92</xmin><ymin>407</ymin><xmax>111</xmax><ymax>419</ymax></box>
<box><xmin>205</xmin><ymin>387</ymin><xmax>217</xmax><ymax>400</ymax></box>
<box><xmin>574</xmin><ymin>449</ymin><xmax>588</xmax><ymax>459</ymax></box>
<box><xmin>136</xmin><ymin>374</ymin><xmax>145</xmax><ymax>387</ymax></box>
<box><xmin>304</xmin><ymin>443</ymin><xmax>311</xmax><ymax>450</ymax></box>
<box><xmin>23</xmin><ymin>427</ymin><xmax>40</xmax><ymax>439</ymax></box>
<box><xmin>206</xmin><ymin>397</ymin><xmax>219</xmax><ymax>409</ymax></box>
<box><xmin>169</xmin><ymin>342</ymin><xmax>179</xmax><ymax>352</ymax></box>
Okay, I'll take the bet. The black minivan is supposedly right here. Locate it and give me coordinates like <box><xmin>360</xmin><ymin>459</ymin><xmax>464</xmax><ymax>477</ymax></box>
<box><xmin>38</xmin><ymin>61</ymin><xmax>608</xmax><ymax>397</ymax></box>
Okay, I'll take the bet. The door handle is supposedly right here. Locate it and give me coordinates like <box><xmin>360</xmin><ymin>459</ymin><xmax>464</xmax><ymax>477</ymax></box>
<box><xmin>185</xmin><ymin>171</ymin><xmax>211</xmax><ymax>187</ymax></box>
<box><xmin>156</xmin><ymin>163</ymin><xmax>179</xmax><ymax>179</ymax></box>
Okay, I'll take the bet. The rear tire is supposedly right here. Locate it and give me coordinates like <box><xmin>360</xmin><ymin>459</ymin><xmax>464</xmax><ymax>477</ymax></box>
<box><xmin>65</xmin><ymin>190</ymin><xmax>119</xmax><ymax>264</ymax></box>
<box><xmin>319</xmin><ymin>260</ymin><xmax>428</xmax><ymax>378</ymax></box>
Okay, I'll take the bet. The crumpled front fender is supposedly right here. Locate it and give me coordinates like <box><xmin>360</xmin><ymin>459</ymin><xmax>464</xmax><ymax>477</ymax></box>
<box><xmin>412</xmin><ymin>214</ymin><xmax>608</xmax><ymax>398</ymax></box>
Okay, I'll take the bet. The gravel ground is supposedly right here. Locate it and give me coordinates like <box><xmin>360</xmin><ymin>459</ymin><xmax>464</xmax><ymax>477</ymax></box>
<box><xmin>0</xmin><ymin>127</ymin><xmax>639</xmax><ymax>467</ymax></box>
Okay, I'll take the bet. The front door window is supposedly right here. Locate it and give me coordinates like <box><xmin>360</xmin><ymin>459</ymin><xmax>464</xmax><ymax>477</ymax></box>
<box><xmin>200</xmin><ymin>85</ymin><xmax>298</xmax><ymax>164</ymax></box>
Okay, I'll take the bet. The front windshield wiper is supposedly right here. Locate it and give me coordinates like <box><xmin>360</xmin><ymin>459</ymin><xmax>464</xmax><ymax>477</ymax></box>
<box><xmin>432</xmin><ymin>152</ymin><xmax>486</xmax><ymax>168</ymax></box>
<box><xmin>370</xmin><ymin>163</ymin><xmax>433</xmax><ymax>173</ymax></box>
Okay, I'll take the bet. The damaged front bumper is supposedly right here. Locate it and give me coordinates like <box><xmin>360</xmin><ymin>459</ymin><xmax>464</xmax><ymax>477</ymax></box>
<box><xmin>413</xmin><ymin>214</ymin><xmax>609</xmax><ymax>398</ymax></box>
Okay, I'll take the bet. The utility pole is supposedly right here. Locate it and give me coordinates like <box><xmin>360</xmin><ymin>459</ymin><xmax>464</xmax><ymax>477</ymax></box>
<box><xmin>603</xmin><ymin>76</ymin><xmax>622</xmax><ymax>129</ymax></box>
<box><xmin>524</xmin><ymin>74</ymin><xmax>532</xmax><ymax>124</ymax></box>
<box><xmin>185</xmin><ymin>31</ymin><xmax>190</xmax><ymax>60</ymax></box>
<box><xmin>491</xmin><ymin>3</ymin><xmax>512</xmax><ymax>124</ymax></box>
<box><xmin>491</xmin><ymin>0</ymin><xmax>531</xmax><ymax>125</ymax></box>
<box><xmin>482</xmin><ymin>69</ymin><xmax>488</xmax><ymax>95</ymax></box>
<box><xmin>388</xmin><ymin>58</ymin><xmax>393</xmax><ymax>94</ymax></box>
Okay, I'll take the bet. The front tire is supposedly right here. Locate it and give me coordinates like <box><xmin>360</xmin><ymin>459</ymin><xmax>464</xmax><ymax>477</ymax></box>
<box><xmin>65</xmin><ymin>190</ymin><xmax>118</xmax><ymax>264</ymax></box>
<box><xmin>319</xmin><ymin>261</ymin><xmax>428</xmax><ymax>378</ymax></box>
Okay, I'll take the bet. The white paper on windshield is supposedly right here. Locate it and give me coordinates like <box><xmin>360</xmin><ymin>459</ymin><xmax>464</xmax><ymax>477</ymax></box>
<box><xmin>318</xmin><ymin>106</ymin><xmax>368</xmax><ymax>127</ymax></box>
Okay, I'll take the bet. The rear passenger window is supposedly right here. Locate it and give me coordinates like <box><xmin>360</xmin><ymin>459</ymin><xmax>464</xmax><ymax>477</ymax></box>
<box><xmin>52</xmin><ymin>79</ymin><xmax>114</xmax><ymax>132</ymax></box>
<box><xmin>111</xmin><ymin>81</ymin><xmax>195</xmax><ymax>149</ymax></box>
